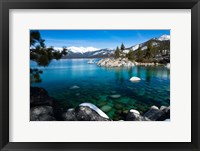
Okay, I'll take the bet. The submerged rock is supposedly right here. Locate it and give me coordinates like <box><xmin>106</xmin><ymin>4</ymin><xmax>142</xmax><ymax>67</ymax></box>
<box><xmin>109</xmin><ymin>94</ymin><xmax>121</xmax><ymax>99</ymax></box>
<box><xmin>75</xmin><ymin>93</ymin><xmax>80</xmax><ymax>96</ymax></box>
<box><xmin>70</xmin><ymin>85</ymin><xmax>80</xmax><ymax>90</ymax></box>
<box><xmin>97</xmin><ymin>101</ymin><xmax>107</xmax><ymax>107</ymax></box>
<box><xmin>101</xmin><ymin>105</ymin><xmax>112</xmax><ymax>113</ymax></box>
<box><xmin>114</xmin><ymin>103</ymin><xmax>123</xmax><ymax>109</ymax></box>
<box><xmin>129</xmin><ymin>77</ymin><xmax>141</xmax><ymax>82</ymax></box>
<box><xmin>30</xmin><ymin>87</ymin><xmax>54</xmax><ymax>107</ymax></box>
<box><xmin>110</xmin><ymin>91</ymin><xmax>117</xmax><ymax>94</ymax></box>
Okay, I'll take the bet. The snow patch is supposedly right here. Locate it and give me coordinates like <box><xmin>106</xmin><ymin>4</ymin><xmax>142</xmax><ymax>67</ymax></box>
<box><xmin>141</xmin><ymin>46</ymin><xmax>147</xmax><ymax>50</ymax></box>
<box><xmin>152</xmin><ymin>42</ymin><xmax>158</xmax><ymax>46</ymax></box>
<box><xmin>130</xmin><ymin>109</ymin><xmax>140</xmax><ymax>115</ymax></box>
<box><xmin>123</xmin><ymin>50</ymin><xmax>130</xmax><ymax>54</ymax></box>
<box><xmin>157</xmin><ymin>34</ymin><xmax>170</xmax><ymax>41</ymax></box>
<box><xmin>130</xmin><ymin>44</ymin><xmax>140</xmax><ymax>51</ymax></box>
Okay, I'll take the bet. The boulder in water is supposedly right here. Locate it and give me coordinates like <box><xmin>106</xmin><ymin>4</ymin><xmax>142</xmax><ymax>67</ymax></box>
<box><xmin>114</xmin><ymin>103</ymin><xmax>123</xmax><ymax>109</ymax></box>
<box><xmin>30</xmin><ymin>87</ymin><xmax>55</xmax><ymax>107</ymax></box>
<box><xmin>70</xmin><ymin>85</ymin><xmax>80</xmax><ymax>90</ymax></box>
<box><xmin>109</xmin><ymin>94</ymin><xmax>121</xmax><ymax>99</ymax></box>
<box><xmin>101</xmin><ymin>105</ymin><xmax>112</xmax><ymax>113</ymax></box>
<box><xmin>130</xmin><ymin>77</ymin><xmax>141</xmax><ymax>82</ymax></box>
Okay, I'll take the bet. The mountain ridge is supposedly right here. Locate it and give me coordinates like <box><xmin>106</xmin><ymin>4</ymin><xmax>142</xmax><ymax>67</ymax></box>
<box><xmin>60</xmin><ymin>34</ymin><xmax>170</xmax><ymax>59</ymax></box>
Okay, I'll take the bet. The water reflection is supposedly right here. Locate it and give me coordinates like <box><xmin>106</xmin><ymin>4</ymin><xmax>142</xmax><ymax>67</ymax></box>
<box><xmin>114</xmin><ymin>67</ymin><xmax>125</xmax><ymax>84</ymax></box>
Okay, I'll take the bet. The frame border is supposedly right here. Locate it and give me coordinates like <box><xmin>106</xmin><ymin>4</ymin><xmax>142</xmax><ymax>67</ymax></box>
<box><xmin>0</xmin><ymin>0</ymin><xmax>199</xmax><ymax>151</ymax></box>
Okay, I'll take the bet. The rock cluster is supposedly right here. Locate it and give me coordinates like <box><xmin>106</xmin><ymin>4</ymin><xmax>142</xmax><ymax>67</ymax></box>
<box><xmin>135</xmin><ymin>62</ymin><xmax>158</xmax><ymax>66</ymax></box>
<box><xmin>30</xmin><ymin>106</ymin><xmax>55</xmax><ymax>121</ymax></box>
<box><xmin>97</xmin><ymin>58</ymin><xmax>135</xmax><ymax>67</ymax></box>
<box><xmin>126</xmin><ymin>105</ymin><xmax>170</xmax><ymax>121</ymax></box>
<box><xmin>30</xmin><ymin>87</ymin><xmax>170</xmax><ymax>121</ymax></box>
<box><xmin>30</xmin><ymin>87</ymin><xmax>62</xmax><ymax>121</ymax></box>
<box><xmin>96</xmin><ymin>58</ymin><xmax>163</xmax><ymax>67</ymax></box>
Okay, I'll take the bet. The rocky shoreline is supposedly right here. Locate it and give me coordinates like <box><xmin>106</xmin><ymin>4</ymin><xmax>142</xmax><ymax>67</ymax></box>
<box><xmin>97</xmin><ymin>58</ymin><xmax>166</xmax><ymax>67</ymax></box>
<box><xmin>30</xmin><ymin>87</ymin><xmax>170</xmax><ymax>121</ymax></box>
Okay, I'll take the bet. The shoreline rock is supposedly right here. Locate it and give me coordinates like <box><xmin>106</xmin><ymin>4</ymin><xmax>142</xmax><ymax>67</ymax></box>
<box><xmin>143</xmin><ymin>105</ymin><xmax>170</xmax><ymax>121</ymax></box>
<box><xmin>30</xmin><ymin>87</ymin><xmax>63</xmax><ymax>121</ymax></box>
<box><xmin>30</xmin><ymin>105</ymin><xmax>56</xmax><ymax>121</ymax></box>
<box><xmin>97</xmin><ymin>58</ymin><xmax>135</xmax><ymax>67</ymax></box>
<box><xmin>97</xmin><ymin>58</ymin><xmax>163</xmax><ymax>67</ymax></box>
<box><xmin>62</xmin><ymin>103</ymin><xmax>110</xmax><ymax>121</ymax></box>
<box><xmin>126</xmin><ymin>105</ymin><xmax>170</xmax><ymax>121</ymax></box>
<box><xmin>79</xmin><ymin>103</ymin><xmax>109</xmax><ymax>119</ymax></box>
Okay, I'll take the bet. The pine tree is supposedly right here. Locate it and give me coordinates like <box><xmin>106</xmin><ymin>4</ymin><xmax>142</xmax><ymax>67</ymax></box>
<box><xmin>30</xmin><ymin>30</ymin><xmax>67</xmax><ymax>83</ymax></box>
<box><xmin>136</xmin><ymin>47</ymin><xmax>143</xmax><ymax>62</ymax></box>
<box><xmin>121</xmin><ymin>43</ymin><xmax>125</xmax><ymax>50</ymax></box>
<box><xmin>30</xmin><ymin>30</ymin><xmax>67</xmax><ymax>66</ymax></box>
<box><xmin>145</xmin><ymin>42</ymin><xmax>152</xmax><ymax>59</ymax></box>
<box><xmin>127</xmin><ymin>50</ymin><xmax>134</xmax><ymax>61</ymax></box>
<box><xmin>115</xmin><ymin>46</ymin><xmax>120</xmax><ymax>58</ymax></box>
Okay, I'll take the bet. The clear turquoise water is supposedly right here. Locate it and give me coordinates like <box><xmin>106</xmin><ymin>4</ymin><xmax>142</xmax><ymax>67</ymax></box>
<box><xmin>31</xmin><ymin>59</ymin><xmax>170</xmax><ymax>120</ymax></box>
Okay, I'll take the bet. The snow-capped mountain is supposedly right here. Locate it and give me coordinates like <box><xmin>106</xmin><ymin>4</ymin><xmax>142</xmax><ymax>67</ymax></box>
<box><xmin>67</xmin><ymin>46</ymin><xmax>99</xmax><ymax>54</ymax></box>
<box><xmin>63</xmin><ymin>47</ymin><xmax>115</xmax><ymax>58</ymax></box>
<box><xmin>129</xmin><ymin>44</ymin><xmax>140</xmax><ymax>51</ymax></box>
<box><xmin>123</xmin><ymin>34</ymin><xmax>170</xmax><ymax>54</ymax></box>
<box><xmin>154</xmin><ymin>34</ymin><xmax>170</xmax><ymax>41</ymax></box>
<box><xmin>61</xmin><ymin>34</ymin><xmax>170</xmax><ymax>59</ymax></box>
<box><xmin>120</xmin><ymin>34</ymin><xmax>170</xmax><ymax>63</ymax></box>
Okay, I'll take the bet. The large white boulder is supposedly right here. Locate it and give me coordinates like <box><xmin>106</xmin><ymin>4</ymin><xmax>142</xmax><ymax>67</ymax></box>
<box><xmin>129</xmin><ymin>76</ymin><xmax>141</xmax><ymax>82</ymax></box>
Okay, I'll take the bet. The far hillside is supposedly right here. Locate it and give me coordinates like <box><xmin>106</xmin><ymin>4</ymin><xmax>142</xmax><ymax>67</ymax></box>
<box><xmin>61</xmin><ymin>34</ymin><xmax>170</xmax><ymax>64</ymax></box>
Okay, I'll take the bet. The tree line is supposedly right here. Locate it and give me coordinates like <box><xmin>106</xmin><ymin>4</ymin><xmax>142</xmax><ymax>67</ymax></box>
<box><xmin>114</xmin><ymin>41</ymin><xmax>169</xmax><ymax>63</ymax></box>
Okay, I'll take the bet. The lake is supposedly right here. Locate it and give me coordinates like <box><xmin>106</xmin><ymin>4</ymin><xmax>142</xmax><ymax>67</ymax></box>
<box><xmin>31</xmin><ymin>59</ymin><xmax>170</xmax><ymax>120</ymax></box>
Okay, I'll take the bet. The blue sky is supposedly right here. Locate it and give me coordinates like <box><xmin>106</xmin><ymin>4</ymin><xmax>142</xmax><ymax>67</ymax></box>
<box><xmin>37</xmin><ymin>30</ymin><xmax>170</xmax><ymax>49</ymax></box>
